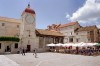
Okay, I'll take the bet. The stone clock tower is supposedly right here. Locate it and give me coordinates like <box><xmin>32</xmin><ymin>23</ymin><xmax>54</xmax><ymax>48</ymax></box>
<box><xmin>20</xmin><ymin>4</ymin><xmax>38</xmax><ymax>51</ymax></box>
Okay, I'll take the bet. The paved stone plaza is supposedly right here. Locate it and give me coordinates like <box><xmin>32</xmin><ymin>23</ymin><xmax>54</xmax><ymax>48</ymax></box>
<box><xmin>0</xmin><ymin>52</ymin><xmax>100</xmax><ymax>66</ymax></box>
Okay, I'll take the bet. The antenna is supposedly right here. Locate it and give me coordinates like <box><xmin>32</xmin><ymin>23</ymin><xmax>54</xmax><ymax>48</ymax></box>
<box><xmin>28</xmin><ymin>2</ymin><xmax>30</xmax><ymax>8</ymax></box>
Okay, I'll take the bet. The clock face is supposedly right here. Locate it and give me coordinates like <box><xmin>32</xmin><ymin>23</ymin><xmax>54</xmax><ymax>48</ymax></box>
<box><xmin>25</xmin><ymin>15</ymin><xmax>35</xmax><ymax>24</ymax></box>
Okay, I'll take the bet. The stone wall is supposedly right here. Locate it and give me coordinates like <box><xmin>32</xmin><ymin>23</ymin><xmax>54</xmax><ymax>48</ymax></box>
<box><xmin>0</xmin><ymin>21</ymin><xmax>20</xmax><ymax>37</ymax></box>
<box><xmin>0</xmin><ymin>41</ymin><xmax>19</xmax><ymax>54</ymax></box>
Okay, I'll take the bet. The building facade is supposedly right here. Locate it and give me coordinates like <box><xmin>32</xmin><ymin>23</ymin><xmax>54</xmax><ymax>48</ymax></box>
<box><xmin>98</xmin><ymin>29</ymin><xmax>100</xmax><ymax>42</ymax></box>
<box><xmin>48</xmin><ymin>22</ymin><xmax>99</xmax><ymax>43</ymax></box>
<box><xmin>0</xmin><ymin>4</ymin><xmax>64</xmax><ymax>53</ymax></box>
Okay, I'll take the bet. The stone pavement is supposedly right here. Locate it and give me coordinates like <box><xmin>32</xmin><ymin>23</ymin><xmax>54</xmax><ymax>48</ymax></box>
<box><xmin>2</xmin><ymin>52</ymin><xmax>100</xmax><ymax>66</ymax></box>
<box><xmin>0</xmin><ymin>55</ymin><xmax>19</xmax><ymax>66</ymax></box>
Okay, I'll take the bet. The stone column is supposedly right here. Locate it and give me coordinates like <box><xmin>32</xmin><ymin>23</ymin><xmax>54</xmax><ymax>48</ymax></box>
<box><xmin>53</xmin><ymin>37</ymin><xmax>55</xmax><ymax>43</ymax></box>
<box><xmin>43</xmin><ymin>36</ymin><xmax>45</xmax><ymax>48</ymax></box>
<box><xmin>59</xmin><ymin>38</ymin><xmax>61</xmax><ymax>43</ymax></box>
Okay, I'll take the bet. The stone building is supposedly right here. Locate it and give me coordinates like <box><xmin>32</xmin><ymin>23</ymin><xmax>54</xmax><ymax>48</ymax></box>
<box><xmin>98</xmin><ymin>29</ymin><xmax>100</xmax><ymax>42</ymax></box>
<box><xmin>48</xmin><ymin>22</ymin><xmax>99</xmax><ymax>43</ymax></box>
<box><xmin>59</xmin><ymin>22</ymin><xmax>80</xmax><ymax>43</ymax></box>
<box><xmin>36</xmin><ymin>29</ymin><xmax>64</xmax><ymax>51</ymax></box>
<box><xmin>75</xmin><ymin>25</ymin><xmax>99</xmax><ymax>43</ymax></box>
<box><xmin>0</xmin><ymin>4</ymin><xmax>64</xmax><ymax>53</ymax></box>
<box><xmin>0</xmin><ymin>17</ymin><xmax>21</xmax><ymax>53</ymax></box>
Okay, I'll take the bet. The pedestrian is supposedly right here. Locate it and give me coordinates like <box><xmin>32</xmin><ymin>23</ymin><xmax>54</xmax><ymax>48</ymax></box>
<box><xmin>22</xmin><ymin>48</ymin><xmax>25</xmax><ymax>56</ymax></box>
<box><xmin>33</xmin><ymin>48</ymin><xmax>37</xmax><ymax>58</ymax></box>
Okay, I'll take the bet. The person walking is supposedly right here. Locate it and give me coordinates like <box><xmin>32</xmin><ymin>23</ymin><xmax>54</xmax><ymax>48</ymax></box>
<box><xmin>33</xmin><ymin>48</ymin><xmax>37</xmax><ymax>58</ymax></box>
<box><xmin>22</xmin><ymin>48</ymin><xmax>25</xmax><ymax>56</ymax></box>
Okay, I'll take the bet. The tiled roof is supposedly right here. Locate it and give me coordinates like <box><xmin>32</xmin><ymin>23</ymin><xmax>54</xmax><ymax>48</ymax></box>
<box><xmin>36</xmin><ymin>29</ymin><xmax>64</xmax><ymax>37</ymax></box>
<box><xmin>76</xmin><ymin>25</ymin><xmax>98</xmax><ymax>32</ymax></box>
<box><xmin>59</xmin><ymin>22</ymin><xmax>77</xmax><ymax>28</ymax></box>
<box><xmin>25</xmin><ymin>8</ymin><xmax>35</xmax><ymax>14</ymax></box>
<box><xmin>0</xmin><ymin>16</ymin><xmax>21</xmax><ymax>23</ymax></box>
<box><xmin>22</xmin><ymin>4</ymin><xmax>35</xmax><ymax>16</ymax></box>
<box><xmin>22</xmin><ymin>8</ymin><xmax>35</xmax><ymax>16</ymax></box>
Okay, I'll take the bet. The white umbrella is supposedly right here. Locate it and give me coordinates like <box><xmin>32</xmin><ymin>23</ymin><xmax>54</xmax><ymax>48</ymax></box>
<box><xmin>78</xmin><ymin>42</ymin><xmax>85</xmax><ymax>47</ymax></box>
<box><xmin>71</xmin><ymin>42</ymin><xmax>84</xmax><ymax>47</ymax></box>
<box><xmin>56</xmin><ymin>43</ymin><xmax>63</xmax><ymax>46</ymax></box>
<box><xmin>81</xmin><ymin>43</ymin><xmax>88</xmax><ymax>47</ymax></box>
<box><xmin>86</xmin><ymin>43</ymin><xmax>97</xmax><ymax>46</ymax></box>
<box><xmin>93</xmin><ymin>43</ymin><xmax>98</xmax><ymax>45</ymax></box>
<box><xmin>63</xmin><ymin>43</ymin><xmax>73</xmax><ymax>47</ymax></box>
<box><xmin>72</xmin><ymin>43</ymin><xmax>81</xmax><ymax>47</ymax></box>
<box><xmin>47</xmin><ymin>43</ymin><xmax>56</xmax><ymax>47</ymax></box>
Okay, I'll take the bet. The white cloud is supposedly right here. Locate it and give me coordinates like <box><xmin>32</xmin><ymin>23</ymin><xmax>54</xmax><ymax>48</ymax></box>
<box><xmin>68</xmin><ymin>0</ymin><xmax>100</xmax><ymax>24</ymax></box>
<box><xmin>66</xmin><ymin>14</ymin><xmax>70</xmax><ymax>18</ymax></box>
<box><xmin>97</xmin><ymin>25</ymin><xmax>100</xmax><ymax>28</ymax></box>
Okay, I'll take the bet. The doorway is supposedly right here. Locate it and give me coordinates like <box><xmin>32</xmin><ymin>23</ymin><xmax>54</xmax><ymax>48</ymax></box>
<box><xmin>27</xmin><ymin>45</ymin><xmax>31</xmax><ymax>52</ymax></box>
<box><xmin>6</xmin><ymin>46</ymin><xmax>11</xmax><ymax>52</ymax></box>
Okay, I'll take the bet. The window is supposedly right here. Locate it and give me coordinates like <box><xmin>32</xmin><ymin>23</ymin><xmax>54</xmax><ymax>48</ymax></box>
<box><xmin>69</xmin><ymin>38</ymin><xmax>73</xmax><ymax>42</ymax></box>
<box><xmin>88</xmin><ymin>31</ymin><xmax>90</xmax><ymax>33</ymax></box>
<box><xmin>29</xmin><ymin>35</ymin><xmax>30</xmax><ymax>37</ymax></box>
<box><xmin>88</xmin><ymin>38</ymin><xmax>91</xmax><ymax>41</ymax></box>
<box><xmin>27</xmin><ymin>30</ymin><xmax>31</xmax><ymax>37</ymax></box>
<box><xmin>76</xmin><ymin>38</ymin><xmax>79</xmax><ymax>42</ymax></box>
<box><xmin>15</xmin><ymin>43</ymin><xmax>18</xmax><ymax>48</ymax></box>
<box><xmin>17</xmin><ymin>25</ymin><xmax>19</xmax><ymax>28</ymax></box>
<box><xmin>2</xmin><ymin>23</ymin><xmax>5</xmax><ymax>26</ymax></box>
<box><xmin>90</xmin><ymin>31</ymin><xmax>93</xmax><ymax>33</ymax></box>
<box><xmin>0</xmin><ymin>43</ymin><xmax>1</xmax><ymax>49</ymax></box>
<box><xmin>76</xmin><ymin>33</ymin><xmax>78</xmax><ymax>35</ymax></box>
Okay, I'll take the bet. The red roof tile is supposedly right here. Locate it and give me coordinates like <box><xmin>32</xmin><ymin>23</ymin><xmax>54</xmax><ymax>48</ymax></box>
<box><xmin>36</xmin><ymin>29</ymin><xmax>64</xmax><ymax>37</ymax></box>
<box><xmin>22</xmin><ymin>4</ymin><xmax>35</xmax><ymax>16</ymax></box>
<box><xmin>59</xmin><ymin>22</ymin><xmax>77</xmax><ymax>28</ymax></box>
<box><xmin>76</xmin><ymin>25</ymin><xmax>98</xmax><ymax>32</ymax></box>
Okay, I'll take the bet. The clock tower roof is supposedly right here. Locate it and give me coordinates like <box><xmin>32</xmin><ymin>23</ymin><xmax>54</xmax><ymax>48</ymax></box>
<box><xmin>22</xmin><ymin>4</ymin><xmax>35</xmax><ymax>15</ymax></box>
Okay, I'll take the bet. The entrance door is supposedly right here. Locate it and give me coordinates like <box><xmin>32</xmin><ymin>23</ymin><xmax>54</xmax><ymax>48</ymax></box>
<box><xmin>6</xmin><ymin>46</ymin><xmax>10</xmax><ymax>52</ymax></box>
<box><xmin>27</xmin><ymin>45</ymin><xmax>31</xmax><ymax>52</ymax></box>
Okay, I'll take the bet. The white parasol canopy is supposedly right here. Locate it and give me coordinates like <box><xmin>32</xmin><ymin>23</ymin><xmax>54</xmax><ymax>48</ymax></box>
<box><xmin>62</xmin><ymin>43</ymin><xmax>73</xmax><ymax>47</ymax></box>
<box><xmin>86</xmin><ymin>43</ymin><xmax>97</xmax><ymax>46</ymax></box>
<box><xmin>56</xmin><ymin>43</ymin><xmax>63</xmax><ymax>46</ymax></box>
<box><xmin>47</xmin><ymin>43</ymin><xmax>56</xmax><ymax>47</ymax></box>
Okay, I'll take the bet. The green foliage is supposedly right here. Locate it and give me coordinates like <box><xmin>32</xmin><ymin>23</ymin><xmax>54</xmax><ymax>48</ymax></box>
<box><xmin>0</xmin><ymin>36</ymin><xmax>20</xmax><ymax>42</ymax></box>
<box><xmin>96</xmin><ymin>43</ymin><xmax>100</xmax><ymax>46</ymax></box>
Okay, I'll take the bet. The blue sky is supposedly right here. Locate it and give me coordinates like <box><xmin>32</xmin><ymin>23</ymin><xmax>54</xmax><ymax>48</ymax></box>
<box><xmin>0</xmin><ymin>0</ymin><xmax>100</xmax><ymax>29</ymax></box>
